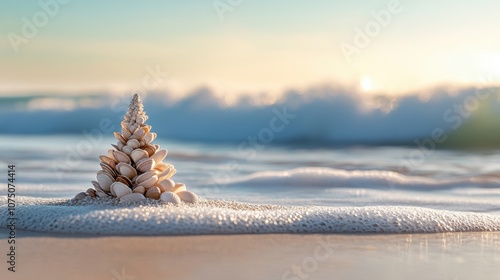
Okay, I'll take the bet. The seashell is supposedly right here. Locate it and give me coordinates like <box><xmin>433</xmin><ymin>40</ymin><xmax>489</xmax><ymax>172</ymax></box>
<box><xmin>150</xmin><ymin>149</ymin><xmax>167</xmax><ymax>165</ymax></box>
<box><xmin>122</xmin><ymin>145</ymin><xmax>134</xmax><ymax>155</ymax></box>
<box><xmin>117</xmin><ymin>142</ymin><xmax>125</xmax><ymax>150</ymax></box>
<box><xmin>84</xmin><ymin>94</ymin><xmax>198</xmax><ymax>202</ymax></box>
<box><xmin>176</xmin><ymin>191</ymin><xmax>198</xmax><ymax>203</ymax></box>
<box><xmin>73</xmin><ymin>192</ymin><xmax>87</xmax><ymax>200</ymax></box>
<box><xmin>120</xmin><ymin>193</ymin><xmax>146</xmax><ymax>203</ymax></box>
<box><xmin>100</xmin><ymin>162</ymin><xmax>117</xmax><ymax>177</ymax></box>
<box><xmin>132</xmin><ymin>185</ymin><xmax>146</xmax><ymax>194</ymax></box>
<box><xmin>134</xmin><ymin>127</ymin><xmax>146</xmax><ymax>138</ymax></box>
<box><xmin>160</xmin><ymin>192</ymin><xmax>181</xmax><ymax>204</ymax></box>
<box><xmin>131</xmin><ymin>149</ymin><xmax>148</xmax><ymax>163</ymax></box>
<box><xmin>145</xmin><ymin>186</ymin><xmax>161</xmax><ymax>199</ymax></box>
<box><xmin>96</xmin><ymin>191</ymin><xmax>109</xmax><ymax>198</ymax></box>
<box><xmin>158</xmin><ymin>167</ymin><xmax>176</xmax><ymax>181</ymax></box>
<box><xmin>143</xmin><ymin>144</ymin><xmax>156</xmax><ymax>157</ymax></box>
<box><xmin>143</xmin><ymin>132</ymin><xmax>156</xmax><ymax>144</ymax></box>
<box><xmin>114</xmin><ymin>132</ymin><xmax>127</xmax><ymax>145</ymax></box>
<box><xmin>157</xmin><ymin>179</ymin><xmax>175</xmax><ymax>192</ymax></box>
<box><xmin>136</xmin><ymin>158</ymin><xmax>155</xmax><ymax>173</ymax></box>
<box><xmin>86</xmin><ymin>188</ymin><xmax>96</xmax><ymax>198</ymax></box>
<box><xmin>136</xmin><ymin>116</ymin><xmax>146</xmax><ymax>124</ymax></box>
<box><xmin>116</xmin><ymin>162</ymin><xmax>137</xmax><ymax>179</ymax></box>
<box><xmin>154</xmin><ymin>162</ymin><xmax>168</xmax><ymax>172</ymax></box>
<box><xmin>113</xmin><ymin>150</ymin><xmax>131</xmax><ymax>163</ymax></box>
<box><xmin>110</xmin><ymin>182</ymin><xmax>132</xmax><ymax>198</ymax></box>
<box><xmin>97</xmin><ymin>172</ymin><xmax>114</xmax><ymax>191</ymax></box>
<box><xmin>116</xmin><ymin>175</ymin><xmax>133</xmax><ymax>187</ymax></box>
<box><xmin>121</xmin><ymin>126</ymin><xmax>132</xmax><ymax>138</ymax></box>
<box><xmin>141</xmin><ymin>175</ymin><xmax>158</xmax><ymax>189</ymax></box>
<box><xmin>173</xmin><ymin>183</ymin><xmax>187</xmax><ymax>193</ymax></box>
<box><xmin>127</xmin><ymin>139</ymin><xmax>141</xmax><ymax>149</ymax></box>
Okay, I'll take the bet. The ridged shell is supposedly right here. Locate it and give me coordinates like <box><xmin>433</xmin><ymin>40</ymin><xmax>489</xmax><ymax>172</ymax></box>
<box><xmin>136</xmin><ymin>116</ymin><xmax>146</xmax><ymax>124</ymax></box>
<box><xmin>131</xmin><ymin>149</ymin><xmax>149</xmax><ymax>163</ymax></box>
<box><xmin>132</xmin><ymin>185</ymin><xmax>146</xmax><ymax>194</ymax></box>
<box><xmin>100</xmin><ymin>162</ymin><xmax>117</xmax><ymax>177</ymax></box>
<box><xmin>113</xmin><ymin>150</ymin><xmax>131</xmax><ymax>163</ymax></box>
<box><xmin>134</xmin><ymin>127</ymin><xmax>146</xmax><ymax>138</ymax></box>
<box><xmin>114</xmin><ymin>132</ymin><xmax>126</xmax><ymax>145</ymax></box>
<box><xmin>127</xmin><ymin>139</ymin><xmax>141</xmax><ymax>149</ymax></box>
<box><xmin>160</xmin><ymin>192</ymin><xmax>181</xmax><ymax>204</ymax></box>
<box><xmin>99</xmin><ymin>155</ymin><xmax>116</xmax><ymax>166</ymax></box>
<box><xmin>120</xmin><ymin>193</ymin><xmax>146</xmax><ymax>203</ymax></box>
<box><xmin>141</xmin><ymin>175</ymin><xmax>158</xmax><ymax>189</ymax></box>
<box><xmin>116</xmin><ymin>175</ymin><xmax>133</xmax><ymax>187</ymax></box>
<box><xmin>143</xmin><ymin>132</ymin><xmax>156</xmax><ymax>144</ymax></box>
<box><xmin>145</xmin><ymin>186</ymin><xmax>161</xmax><ymax>199</ymax></box>
<box><xmin>116</xmin><ymin>162</ymin><xmax>137</xmax><ymax>179</ymax></box>
<box><xmin>176</xmin><ymin>191</ymin><xmax>198</xmax><ymax>203</ymax></box>
<box><xmin>121</xmin><ymin>127</ymin><xmax>132</xmax><ymax>138</ymax></box>
<box><xmin>97</xmin><ymin>173</ymin><xmax>114</xmax><ymax>191</ymax></box>
<box><xmin>135</xmin><ymin>171</ymin><xmax>156</xmax><ymax>184</ymax></box>
<box><xmin>154</xmin><ymin>162</ymin><xmax>168</xmax><ymax>172</ymax></box>
<box><xmin>157</xmin><ymin>179</ymin><xmax>175</xmax><ymax>192</ymax></box>
<box><xmin>110</xmin><ymin>182</ymin><xmax>132</xmax><ymax>198</ymax></box>
<box><xmin>143</xmin><ymin>144</ymin><xmax>156</xmax><ymax>156</ymax></box>
<box><xmin>158</xmin><ymin>167</ymin><xmax>175</xmax><ymax>181</ymax></box>
<box><xmin>137</xmin><ymin>158</ymin><xmax>155</xmax><ymax>173</ymax></box>
<box><xmin>151</xmin><ymin>149</ymin><xmax>167</xmax><ymax>165</ymax></box>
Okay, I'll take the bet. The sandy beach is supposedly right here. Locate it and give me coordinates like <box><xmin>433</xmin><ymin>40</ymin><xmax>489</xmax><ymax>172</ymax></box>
<box><xmin>1</xmin><ymin>230</ymin><xmax>500</xmax><ymax>280</ymax></box>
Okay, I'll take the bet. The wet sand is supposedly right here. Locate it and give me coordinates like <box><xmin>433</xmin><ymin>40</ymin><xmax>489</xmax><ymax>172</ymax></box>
<box><xmin>1</xmin><ymin>230</ymin><xmax>500</xmax><ymax>280</ymax></box>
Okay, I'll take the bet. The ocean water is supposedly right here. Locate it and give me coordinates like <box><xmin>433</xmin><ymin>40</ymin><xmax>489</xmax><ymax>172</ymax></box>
<box><xmin>1</xmin><ymin>135</ymin><xmax>500</xmax><ymax>235</ymax></box>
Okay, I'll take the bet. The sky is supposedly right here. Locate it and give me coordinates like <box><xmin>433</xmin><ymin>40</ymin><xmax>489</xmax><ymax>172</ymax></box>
<box><xmin>1</xmin><ymin>0</ymin><xmax>500</xmax><ymax>97</ymax></box>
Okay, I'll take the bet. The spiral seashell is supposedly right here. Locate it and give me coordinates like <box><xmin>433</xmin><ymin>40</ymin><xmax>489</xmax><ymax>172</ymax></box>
<box><xmin>83</xmin><ymin>94</ymin><xmax>199</xmax><ymax>202</ymax></box>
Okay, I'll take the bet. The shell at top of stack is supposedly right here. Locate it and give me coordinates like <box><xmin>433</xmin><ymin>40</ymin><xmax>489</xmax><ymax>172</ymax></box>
<box><xmin>75</xmin><ymin>93</ymin><xmax>198</xmax><ymax>204</ymax></box>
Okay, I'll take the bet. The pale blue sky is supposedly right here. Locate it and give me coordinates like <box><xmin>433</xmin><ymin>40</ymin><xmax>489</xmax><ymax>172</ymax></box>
<box><xmin>1</xmin><ymin>0</ymin><xmax>499</xmax><ymax>96</ymax></box>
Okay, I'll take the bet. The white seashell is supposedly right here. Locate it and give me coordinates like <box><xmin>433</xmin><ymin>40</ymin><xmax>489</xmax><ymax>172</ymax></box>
<box><xmin>176</xmin><ymin>191</ymin><xmax>198</xmax><ymax>203</ymax></box>
<box><xmin>122</xmin><ymin>145</ymin><xmax>134</xmax><ymax>155</ymax></box>
<box><xmin>97</xmin><ymin>173</ymin><xmax>114</xmax><ymax>192</ymax></box>
<box><xmin>121</xmin><ymin>127</ymin><xmax>132</xmax><ymax>138</ymax></box>
<box><xmin>86</xmin><ymin>188</ymin><xmax>96</xmax><ymax>198</ymax></box>
<box><xmin>154</xmin><ymin>162</ymin><xmax>168</xmax><ymax>172</ymax></box>
<box><xmin>136</xmin><ymin>116</ymin><xmax>146</xmax><ymax>124</ymax></box>
<box><xmin>110</xmin><ymin>182</ymin><xmax>132</xmax><ymax>198</ymax></box>
<box><xmin>127</xmin><ymin>139</ymin><xmax>141</xmax><ymax>149</ymax></box>
<box><xmin>143</xmin><ymin>144</ymin><xmax>156</xmax><ymax>156</ymax></box>
<box><xmin>141</xmin><ymin>175</ymin><xmax>158</xmax><ymax>189</ymax></box>
<box><xmin>158</xmin><ymin>167</ymin><xmax>176</xmax><ymax>181</ymax></box>
<box><xmin>157</xmin><ymin>179</ymin><xmax>175</xmax><ymax>192</ymax></box>
<box><xmin>150</xmin><ymin>149</ymin><xmax>167</xmax><ymax>165</ymax></box>
<box><xmin>134</xmin><ymin>127</ymin><xmax>146</xmax><ymax>138</ymax></box>
<box><xmin>113</xmin><ymin>150</ymin><xmax>131</xmax><ymax>163</ymax></box>
<box><xmin>146</xmin><ymin>186</ymin><xmax>161</xmax><ymax>199</ymax></box>
<box><xmin>131</xmin><ymin>149</ymin><xmax>149</xmax><ymax>163</ymax></box>
<box><xmin>173</xmin><ymin>183</ymin><xmax>187</xmax><ymax>193</ymax></box>
<box><xmin>135</xmin><ymin>171</ymin><xmax>156</xmax><ymax>184</ymax></box>
<box><xmin>133</xmin><ymin>185</ymin><xmax>146</xmax><ymax>194</ymax></box>
<box><xmin>136</xmin><ymin>158</ymin><xmax>155</xmax><ymax>173</ymax></box>
<box><xmin>107</xmin><ymin>149</ymin><xmax>116</xmax><ymax>160</ymax></box>
<box><xmin>120</xmin><ymin>193</ymin><xmax>146</xmax><ymax>203</ymax></box>
<box><xmin>143</xmin><ymin>132</ymin><xmax>156</xmax><ymax>144</ymax></box>
<box><xmin>160</xmin><ymin>192</ymin><xmax>181</xmax><ymax>204</ymax></box>
<box><xmin>116</xmin><ymin>162</ymin><xmax>137</xmax><ymax>179</ymax></box>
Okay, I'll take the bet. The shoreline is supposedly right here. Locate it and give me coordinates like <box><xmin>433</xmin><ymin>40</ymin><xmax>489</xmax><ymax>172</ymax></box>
<box><xmin>1</xmin><ymin>230</ymin><xmax>499</xmax><ymax>280</ymax></box>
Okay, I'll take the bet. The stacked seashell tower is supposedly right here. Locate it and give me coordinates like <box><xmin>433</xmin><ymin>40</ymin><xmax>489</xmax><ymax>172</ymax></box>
<box><xmin>74</xmin><ymin>94</ymin><xmax>198</xmax><ymax>204</ymax></box>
